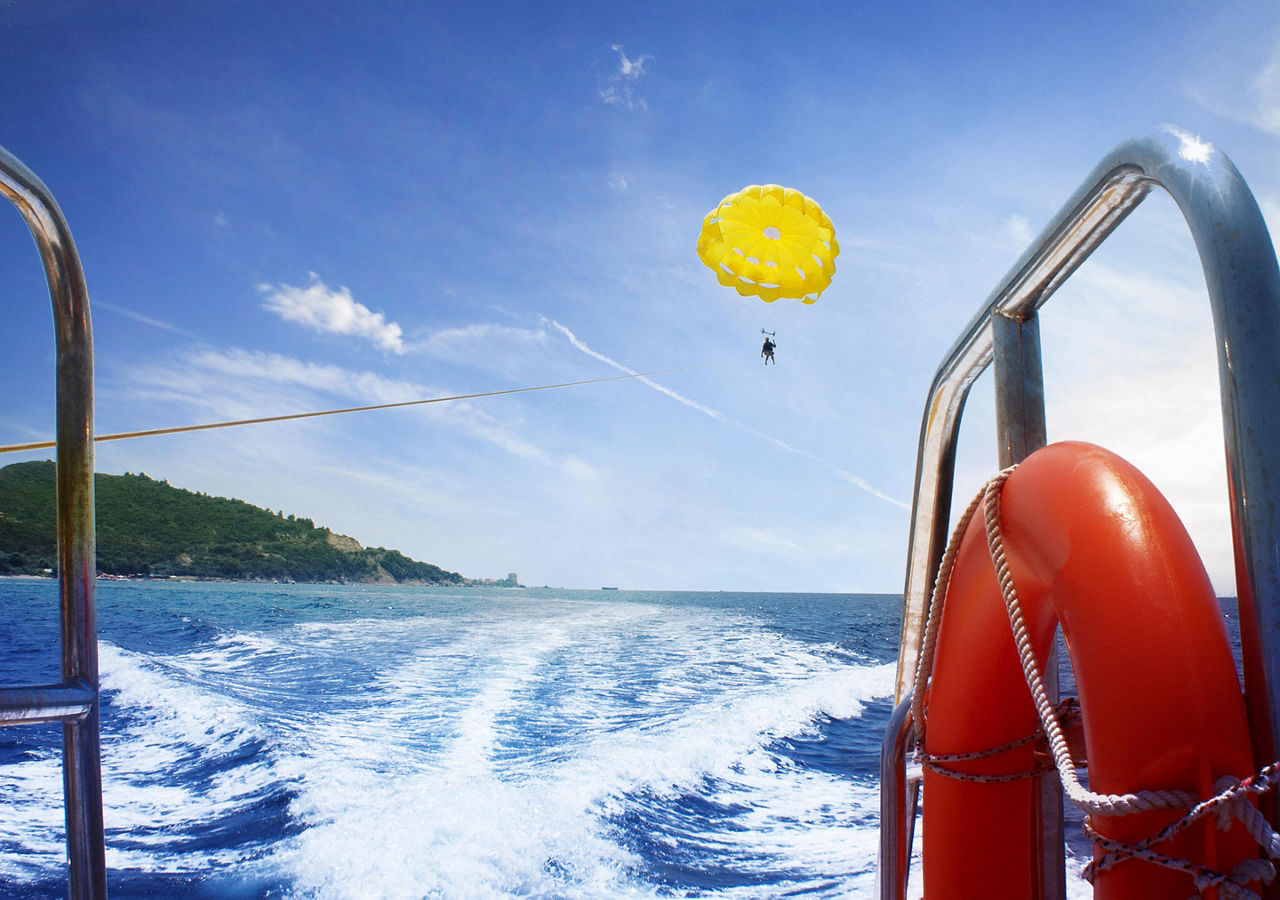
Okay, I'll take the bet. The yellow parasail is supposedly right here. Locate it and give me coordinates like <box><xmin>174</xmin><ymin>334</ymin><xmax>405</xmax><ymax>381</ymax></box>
<box><xmin>696</xmin><ymin>184</ymin><xmax>838</xmax><ymax>303</ymax></box>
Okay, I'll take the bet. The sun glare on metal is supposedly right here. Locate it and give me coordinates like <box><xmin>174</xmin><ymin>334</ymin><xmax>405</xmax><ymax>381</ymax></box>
<box><xmin>1165</xmin><ymin>125</ymin><xmax>1214</xmax><ymax>164</ymax></box>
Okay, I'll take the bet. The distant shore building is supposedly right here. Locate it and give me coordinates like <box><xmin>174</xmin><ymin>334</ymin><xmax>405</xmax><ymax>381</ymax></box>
<box><xmin>470</xmin><ymin>572</ymin><xmax>522</xmax><ymax>588</ymax></box>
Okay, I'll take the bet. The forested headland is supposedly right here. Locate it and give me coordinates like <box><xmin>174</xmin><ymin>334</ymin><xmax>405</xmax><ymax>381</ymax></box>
<box><xmin>0</xmin><ymin>460</ymin><xmax>466</xmax><ymax>584</ymax></box>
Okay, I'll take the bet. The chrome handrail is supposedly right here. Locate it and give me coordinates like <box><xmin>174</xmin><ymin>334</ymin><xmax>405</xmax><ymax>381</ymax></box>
<box><xmin>0</xmin><ymin>146</ymin><xmax>105</xmax><ymax>897</ymax></box>
<box><xmin>881</xmin><ymin>129</ymin><xmax>1280</xmax><ymax>899</ymax></box>
<box><xmin>878</xmin><ymin>695</ymin><xmax>917</xmax><ymax>900</ymax></box>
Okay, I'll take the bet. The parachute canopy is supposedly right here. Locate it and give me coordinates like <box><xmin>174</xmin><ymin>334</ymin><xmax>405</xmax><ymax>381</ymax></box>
<box><xmin>696</xmin><ymin>184</ymin><xmax>838</xmax><ymax>304</ymax></box>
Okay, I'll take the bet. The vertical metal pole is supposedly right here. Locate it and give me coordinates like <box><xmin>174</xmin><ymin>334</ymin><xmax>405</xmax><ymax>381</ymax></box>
<box><xmin>0</xmin><ymin>146</ymin><xmax>106</xmax><ymax>897</ymax></box>
<box><xmin>878</xmin><ymin>697</ymin><xmax>915</xmax><ymax>900</ymax></box>
<box><xmin>56</xmin><ymin>295</ymin><xmax>104</xmax><ymax>899</ymax></box>
<box><xmin>993</xmin><ymin>312</ymin><xmax>1047</xmax><ymax>469</ymax></box>
<box><xmin>992</xmin><ymin>311</ymin><xmax>1060</xmax><ymax>900</ymax></box>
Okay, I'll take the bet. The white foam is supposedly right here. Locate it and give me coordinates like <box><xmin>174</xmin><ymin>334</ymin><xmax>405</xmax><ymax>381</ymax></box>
<box><xmin>0</xmin><ymin>639</ymin><xmax>290</xmax><ymax>882</ymax></box>
<box><xmin>0</xmin><ymin>745</ymin><xmax>67</xmax><ymax>883</ymax></box>
<box><xmin>259</xmin><ymin>599</ymin><xmax>896</xmax><ymax>896</ymax></box>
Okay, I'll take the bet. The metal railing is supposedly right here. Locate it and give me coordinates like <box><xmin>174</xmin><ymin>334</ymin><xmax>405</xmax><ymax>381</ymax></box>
<box><xmin>0</xmin><ymin>146</ymin><xmax>105</xmax><ymax>897</ymax></box>
<box><xmin>879</xmin><ymin>129</ymin><xmax>1280</xmax><ymax>899</ymax></box>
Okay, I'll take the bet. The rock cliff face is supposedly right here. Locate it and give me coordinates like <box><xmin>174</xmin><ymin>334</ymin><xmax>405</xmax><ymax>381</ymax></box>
<box><xmin>325</xmin><ymin>532</ymin><xmax>363</xmax><ymax>553</ymax></box>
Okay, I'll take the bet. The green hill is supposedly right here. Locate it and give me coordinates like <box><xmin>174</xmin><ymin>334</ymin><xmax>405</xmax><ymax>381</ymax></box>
<box><xmin>0</xmin><ymin>460</ymin><xmax>465</xmax><ymax>584</ymax></box>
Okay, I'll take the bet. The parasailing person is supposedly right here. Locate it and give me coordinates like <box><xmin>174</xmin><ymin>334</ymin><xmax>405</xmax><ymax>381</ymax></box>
<box><xmin>761</xmin><ymin>330</ymin><xmax>776</xmax><ymax>364</ymax></box>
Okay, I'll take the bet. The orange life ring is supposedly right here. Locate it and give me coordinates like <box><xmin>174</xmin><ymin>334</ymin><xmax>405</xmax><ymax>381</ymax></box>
<box><xmin>920</xmin><ymin>441</ymin><xmax>1256</xmax><ymax>899</ymax></box>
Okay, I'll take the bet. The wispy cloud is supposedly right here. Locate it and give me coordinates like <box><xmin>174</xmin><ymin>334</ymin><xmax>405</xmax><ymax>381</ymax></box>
<box><xmin>1001</xmin><ymin>214</ymin><xmax>1034</xmax><ymax>248</ymax></box>
<box><xmin>546</xmin><ymin>318</ymin><xmax>909</xmax><ymax>509</ymax></box>
<box><xmin>599</xmin><ymin>44</ymin><xmax>653</xmax><ymax>111</ymax></box>
<box><xmin>179</xmin><ymin>348</ymin><xmax>421</xmax><ymax>404</ymax></box>
<box><xmin>409</xmin><ymin>323</ymin><xmax>548</xmax><ymax>364</ymax></box>
<box><xmin>93</xmin><ymin>299</ymin><xmax>199</xmax><ymax>339</ymax></box>
<box><xmin>722</xmin><ymin>522</ymin><xmax>873</xmax><ymax>563</ymax></box>
<box><xmin>723</xmin><ymin>525</ymin><xmax>804</xmax><ymax>555</ymax></box>
<box><xmin>121</xmin><ymin>347</ymin><xmax>424</xmax><ymax>426</ymax></box>
<box><xmin>259</xmin><ymin>273</ymin><xmax>404</xmax><ymax>353</ymax></box>
<box><xmin>1256</xmin><ymin>40</ymin><xmax>1280</xmax><ymax>135</ymax></box>
<box><xmin>123</xmin><ymin>347</ymin><xmax>596</xmax><ymax>479</ymax></box>
<box><xmin>1185</xmin><ymin>38</ymin><xmax>1280</xmax><ymax>138</ymax></box>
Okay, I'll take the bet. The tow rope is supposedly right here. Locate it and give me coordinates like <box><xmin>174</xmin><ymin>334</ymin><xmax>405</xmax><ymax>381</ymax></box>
<box><xmin>0</xmin><ymin>366</ymin><xmax>698</xmax><ymax>455</ymax></box>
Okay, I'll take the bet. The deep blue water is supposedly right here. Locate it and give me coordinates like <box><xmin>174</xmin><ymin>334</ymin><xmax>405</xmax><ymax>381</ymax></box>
<box><xmin>0</xmin><ymin>581</ymin><xmax>903</xmax><ymax>898</ymax></box>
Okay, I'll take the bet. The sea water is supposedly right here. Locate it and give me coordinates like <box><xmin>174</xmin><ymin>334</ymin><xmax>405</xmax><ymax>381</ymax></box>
<box><xmin>1</xmin><ymin>578</ymin><xmax>1198</xmax><ymax>897</ymax></box>
<box><xmin>0</xmin><ymin>581</ymin><xmax>914</xmax><ymax>898</ymax></box>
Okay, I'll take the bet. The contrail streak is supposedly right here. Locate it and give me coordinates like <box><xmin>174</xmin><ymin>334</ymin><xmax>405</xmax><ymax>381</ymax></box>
<box><xmin>547</xmin><ymin>319</ymin><xmax>909</xmax><ymax>510</ymax></box>
<box><xmin>546</xmin><ymin>319</ymin><xmax>724</xmax><ymax>420</ymax></box>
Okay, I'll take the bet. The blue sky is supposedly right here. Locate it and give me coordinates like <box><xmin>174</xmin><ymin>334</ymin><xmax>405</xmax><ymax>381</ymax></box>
<box><xmin>0</xmin><ymin>1</ymin><xmax>1278</xmax><ymax>591</ymax></box>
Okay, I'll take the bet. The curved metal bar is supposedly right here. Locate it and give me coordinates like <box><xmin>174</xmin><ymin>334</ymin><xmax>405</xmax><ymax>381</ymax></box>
<box><xmin>0</xmin><ymin>146</ymin><xmax>105</xmax><ymax>898</ymax></box>
<box><xmin>894</xmin><ymin>160</ymin><xmax>1155</xmax><ymax>703</ymax></box>
<box><xmin>887</xmin><ymin>129</ymin><xmax>1280</xmax><ymax>897</ymax></box>
<box><xmin>894</xmin><ymin>131</ymin><xmax>1280</xmax><ymax>714</ymax></box>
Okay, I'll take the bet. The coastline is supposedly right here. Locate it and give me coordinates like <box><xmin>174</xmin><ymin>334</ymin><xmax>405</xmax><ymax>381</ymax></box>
<box><xmin>0</xmin><ymin>573</ymin><xmax>464</xmax><ymax>587</ymax></box>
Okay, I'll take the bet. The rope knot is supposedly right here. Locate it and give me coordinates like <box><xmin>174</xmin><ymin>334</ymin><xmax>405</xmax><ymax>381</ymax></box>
<box><xmin>1213</xmin><ymin>776</ymin><xmax>1245</xmax><ymax>833</ymax></box>
<box><xmin>1191</xmin><ymin>857</ymin><xmax>1277</xmax><ymax>900</ymax></box>
<box><xmin>1206</xmin><ymin>774</ymin><xmax>1280</xmax><ymax>861</ymax></box>
<box><xmin>1228</xmin><ymin>859</ymin><xmax>1276</xmax><ymax>888</ymax></box>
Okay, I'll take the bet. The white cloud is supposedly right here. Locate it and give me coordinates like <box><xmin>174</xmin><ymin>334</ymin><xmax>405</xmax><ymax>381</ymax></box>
<box><xmin>259</xmin><ymin>273</ymin><xmax>404</xmax><ymax>353</ymax></box>
<box><xmin>599</xmin><ymin>44</ymin><xmax>653</xmax><ymax>111</ymax></box>
<box><xmin>1002</xmin><ymin>214</ymin><xmax>1034</xmax><ymax>248</ymax></box>
<box><xmin>1255</xmin><ymin>41</ymin><xmax>1280</xmax><ymax>135</ymax></box>
<box><xmin>614</xmin><ymin>44</ymin><xmax>647</xmax><ymax>78</ymax></box>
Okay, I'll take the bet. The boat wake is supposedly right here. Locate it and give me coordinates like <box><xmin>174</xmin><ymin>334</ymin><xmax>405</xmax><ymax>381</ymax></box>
<box><xmin>0</xmin><ymin>589</ymin><xmax>908</xmax><ymax>897</ymax></box>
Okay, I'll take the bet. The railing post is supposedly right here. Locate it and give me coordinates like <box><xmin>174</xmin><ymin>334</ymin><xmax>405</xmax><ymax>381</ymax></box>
<box><xmin>992</xmin><ymin>311</ymin><xmax>1060</xmax><ymax>900</ymax></box>
<box><xmin>993</xmin><ymin>312</ymin><xmax>1047</xmax><ymax>469</ymax></box>
<box><xmin>878</xmin><ymin>696</ymin><xmax>917</xmax><ymax>900</ymax></box>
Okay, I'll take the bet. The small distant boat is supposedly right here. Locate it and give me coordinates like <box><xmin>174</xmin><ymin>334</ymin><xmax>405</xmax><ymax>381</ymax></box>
<box><xmin>601</xmin><ymin>586</ymin><xmax>618</xmax><ymax>590</ymax></box>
